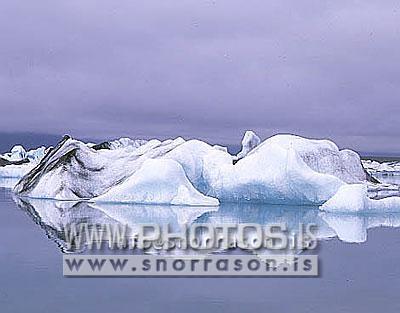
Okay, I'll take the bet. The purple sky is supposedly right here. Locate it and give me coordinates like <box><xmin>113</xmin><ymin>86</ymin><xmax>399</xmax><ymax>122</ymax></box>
<box><xmin>1</xmin><ymin>0</ymin><xmax>400</xmax><ymax>153</ymax></box>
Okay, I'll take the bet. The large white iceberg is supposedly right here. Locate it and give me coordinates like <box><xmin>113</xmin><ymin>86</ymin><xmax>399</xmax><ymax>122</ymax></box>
<box><xmin>12</xmin><ymin>132</ymin><xmax>378</xmax><ymax>206</ymax></box>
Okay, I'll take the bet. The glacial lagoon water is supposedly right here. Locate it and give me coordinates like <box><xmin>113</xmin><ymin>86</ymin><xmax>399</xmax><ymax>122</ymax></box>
<box><xmin>1</xmin><ymin>185</ymin><xmax>400</xmax><ymax>313</ymax></box>
<box><xmin>374</xmin><ymin>173</ymin><xmax>400</xmax><ymax>185</ymax></box>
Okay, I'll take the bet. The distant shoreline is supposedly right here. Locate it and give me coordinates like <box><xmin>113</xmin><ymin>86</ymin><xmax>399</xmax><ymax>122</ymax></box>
<box><xmin>361</xmin><ymin>156</ymin><xmax>400</xmax><ymax>162</ymax></box>
<box><xmin>0</xmin><ymin>133</ymin><xmax>399</xmax><ymax>161</ymax></box>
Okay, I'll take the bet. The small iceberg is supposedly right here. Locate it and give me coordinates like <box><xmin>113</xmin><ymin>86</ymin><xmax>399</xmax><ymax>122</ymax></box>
<box><xmin>320</xmin><ymin>184</ymin><xmax>400</xmax><ymax>213</ymax></box>
<box><xmin>0</xmin><ymin>145</ymin><xmax>48</xmax><ymax>181</ymax></box>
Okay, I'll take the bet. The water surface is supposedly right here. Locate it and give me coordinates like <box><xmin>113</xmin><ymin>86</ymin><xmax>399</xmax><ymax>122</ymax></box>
<box><xmin>1</xmin><ymin>187</ymin><xmax>400</xmax><ymax>313</ymax></box>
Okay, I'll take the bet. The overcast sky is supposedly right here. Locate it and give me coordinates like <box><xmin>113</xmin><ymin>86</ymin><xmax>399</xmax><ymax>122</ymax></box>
<box><xmin>1</xmin><ymin>0</ymin><xmax>400</xmax><ymax>153</ymax></box>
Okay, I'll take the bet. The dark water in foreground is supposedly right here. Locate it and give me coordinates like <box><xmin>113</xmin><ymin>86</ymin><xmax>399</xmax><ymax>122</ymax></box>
<box><xmin>0</xmin><ymin>188</ymin><xmax>400</xmax><ymax>313</ymax></box>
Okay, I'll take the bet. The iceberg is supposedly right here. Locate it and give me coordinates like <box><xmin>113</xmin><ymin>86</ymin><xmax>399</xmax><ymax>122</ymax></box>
<box><xmin>1</xmin><ymin>144</ymin><xmax>46</xmax><ymax>163</ymax></box>
<box><xmin>6</xmin><ymin>145</ymin><xmax>27</xmax><ymax>162</ymax></box>
<box><xmin>26</xmin><ymin>146</ymin><xmax>47</xmax><ymax>162</ymax></box>
<box><xmin>11</xmin><ymin>131</ymin><xmax>383</xmax><ymax>206</ymax></box>
<box><xmin>320</xmin><ymin>184</ymin><xmax>400</xmax><ymax>213</ymax></box>
<box><xmin>0</xmin><ymin>145</ymin><xmax>48</xmax><ymax>181</ymax></box>
<box><xmin>362</xmin><ymin>159</ymin><xmax>400</xmax><ymax>176</ymax></box>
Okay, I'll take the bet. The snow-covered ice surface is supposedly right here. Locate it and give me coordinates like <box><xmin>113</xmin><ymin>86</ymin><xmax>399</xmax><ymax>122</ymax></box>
<box><xmin>9</xmin><ymin>131</ymin><xmax>397</xmax><ymax>206</ymax></box>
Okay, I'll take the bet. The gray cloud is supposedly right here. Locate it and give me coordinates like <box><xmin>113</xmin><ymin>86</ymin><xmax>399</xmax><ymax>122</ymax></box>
<box><xmin>1</xmin><ymin>0</ymin><xmax>400</xmax><ymax>153</ymax></box>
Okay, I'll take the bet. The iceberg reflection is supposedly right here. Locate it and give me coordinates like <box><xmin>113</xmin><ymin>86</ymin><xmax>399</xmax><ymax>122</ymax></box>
<box><xmin>320</xmin><ymin>211</ymin><xmax>400</xmax><ymax>243</ymax></box>
<box><xmin>13</xmin><ymin>196</ymin><xmax>400</xmax><ymax>254</ymax></box>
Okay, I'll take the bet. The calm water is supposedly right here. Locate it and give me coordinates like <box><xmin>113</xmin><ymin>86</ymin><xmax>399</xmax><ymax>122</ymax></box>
<box><xmin>1</xmin><ymin>187</ymin><xmax>400</xmax><ymax>313</ymax></box>
<box><xmin>375</xmin><ymin>173</ymin><xmax>400</xmax><ymax>185</ymax></box>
